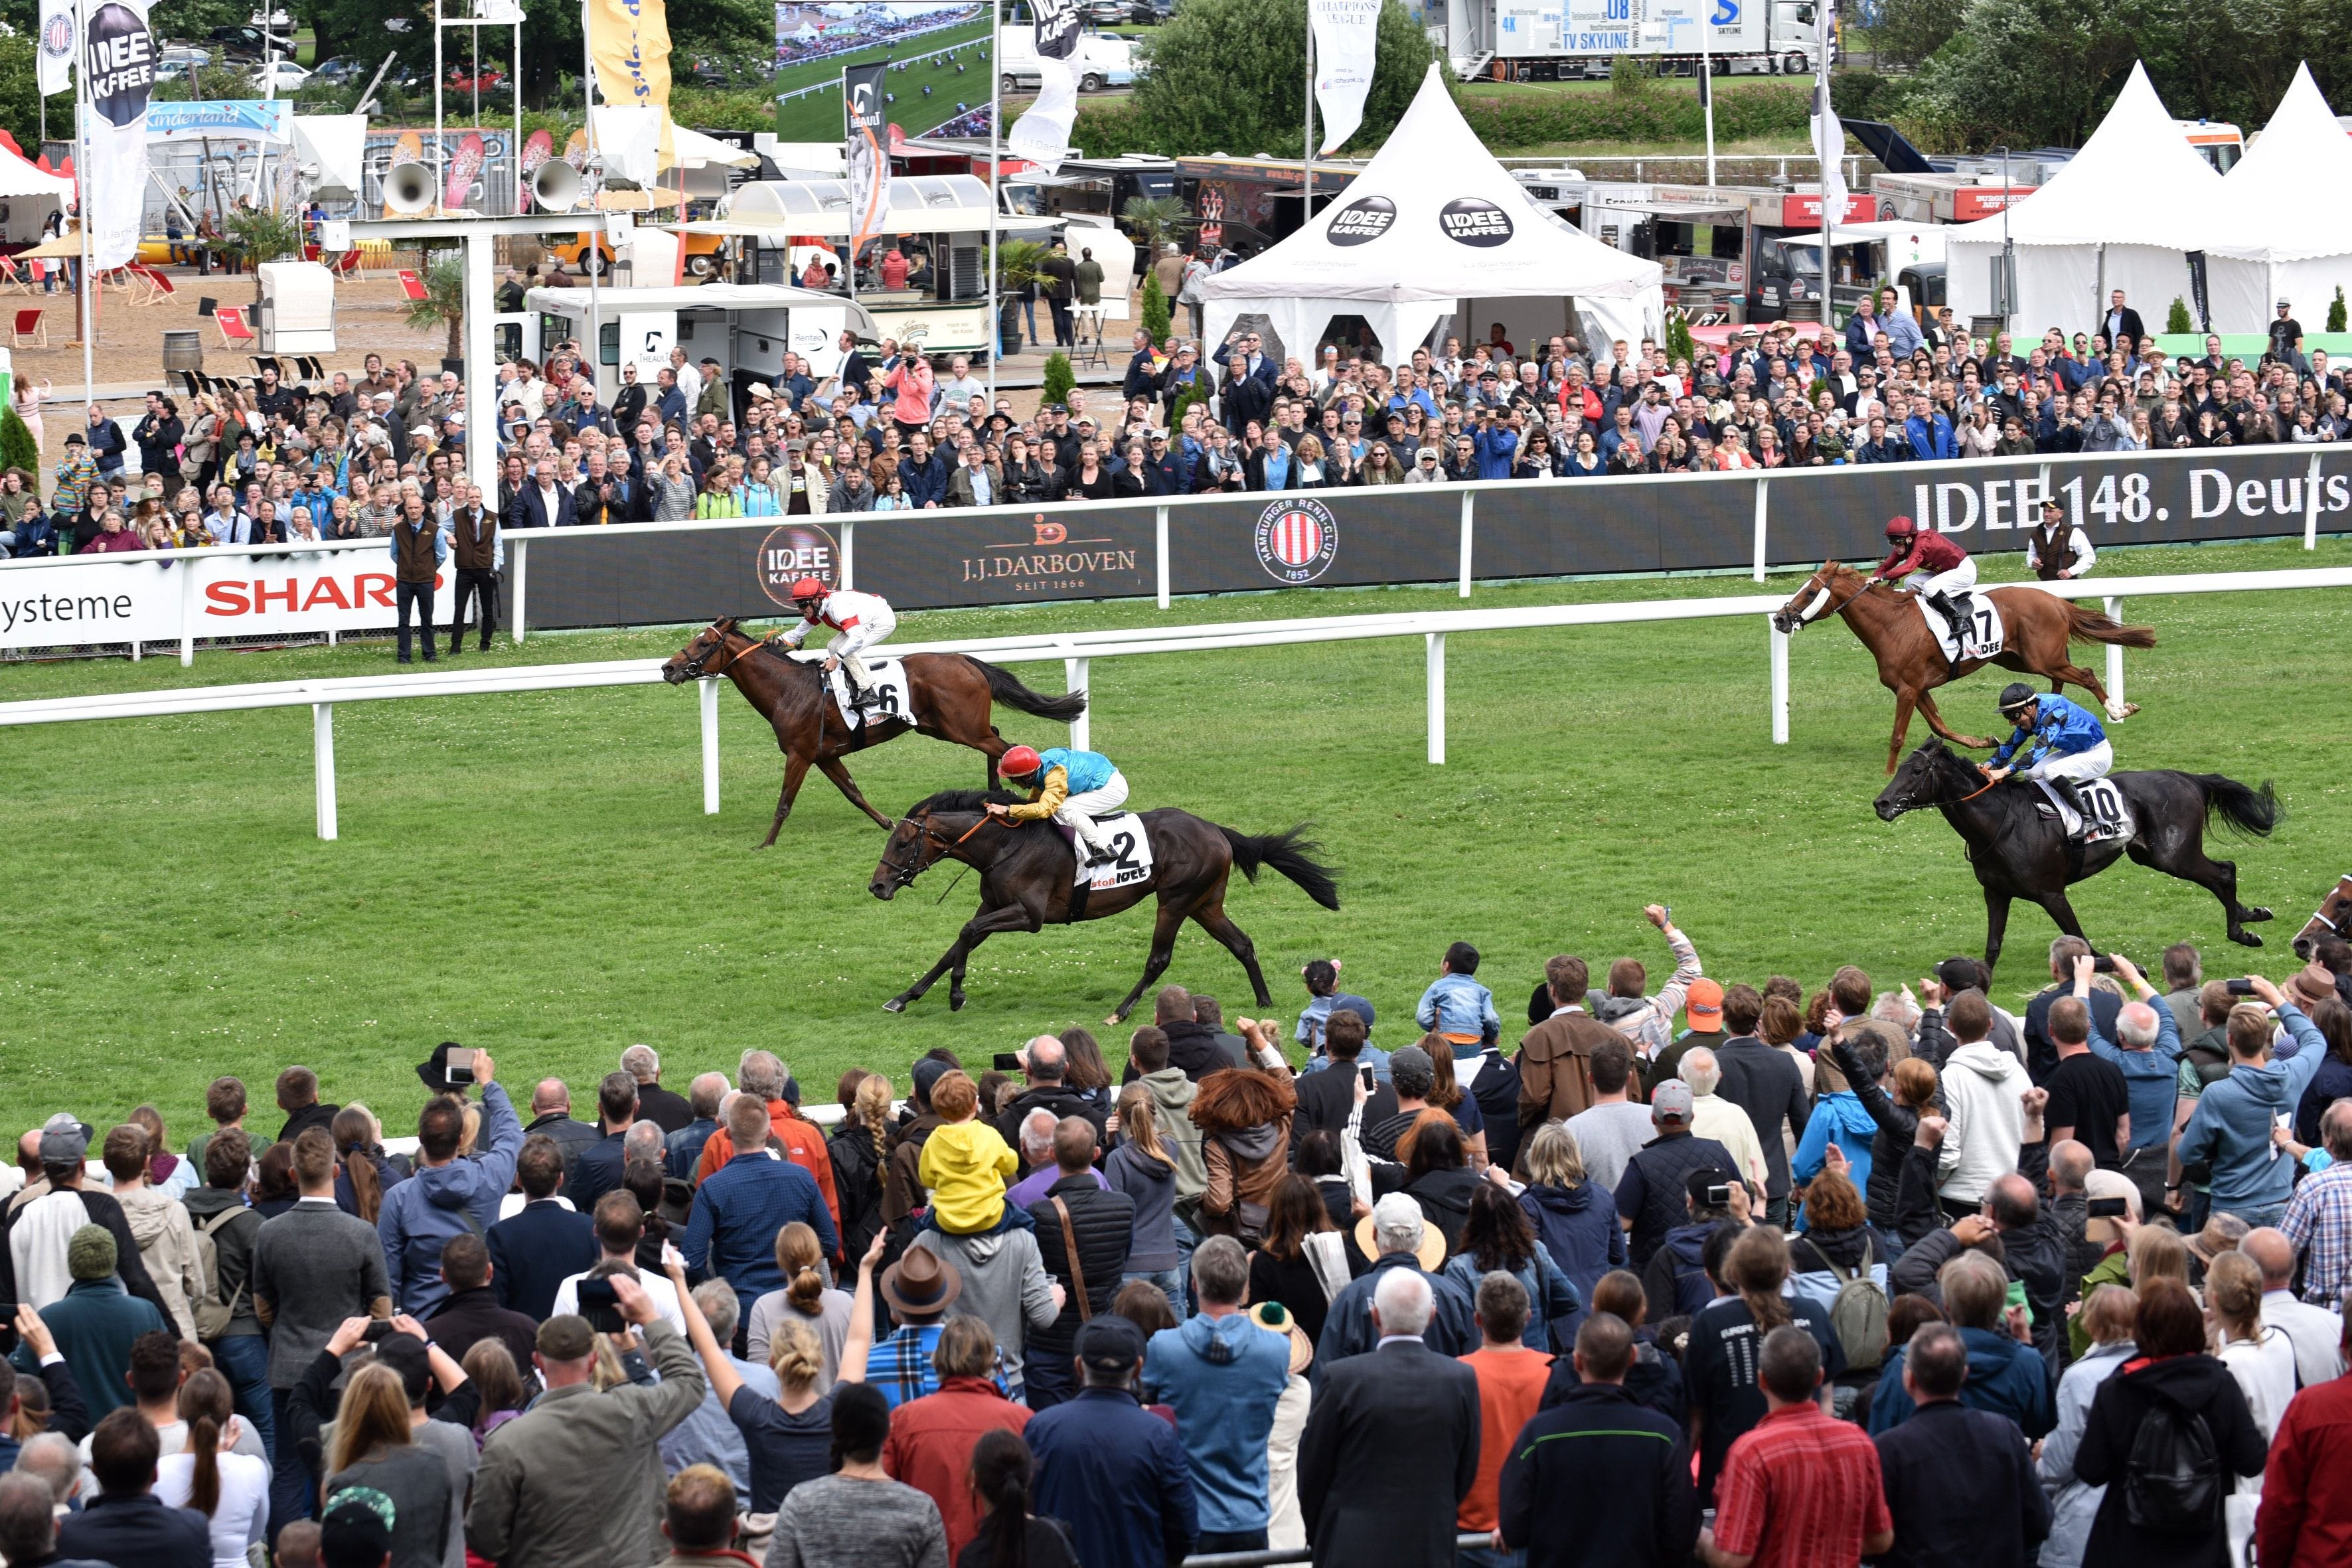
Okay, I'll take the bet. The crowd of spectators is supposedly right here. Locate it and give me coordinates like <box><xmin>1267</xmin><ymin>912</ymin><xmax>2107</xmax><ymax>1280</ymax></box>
<box><xmin>3</xmin><ymin>917</ymin><xmax>2350</xmax><ymax>1568</ymax></box>
<box><xmin>14</xmin><ymin>283</ymin><xmax>2334</xmax><ymax>573</ymax></box>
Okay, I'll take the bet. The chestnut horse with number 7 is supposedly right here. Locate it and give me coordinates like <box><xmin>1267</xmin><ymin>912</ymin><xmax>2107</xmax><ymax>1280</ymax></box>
<box><xmin>1772</xmin><ymin>562</ymin><xmax>2154</xmax><ymax>773</ymax></box>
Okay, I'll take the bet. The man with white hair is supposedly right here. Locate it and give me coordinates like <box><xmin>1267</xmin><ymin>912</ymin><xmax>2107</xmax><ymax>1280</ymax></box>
<box><xmin>620</xmin><ymin>1045</ymin><xmax>692</xmax><ymax>1135</ymax></box>
<box><xmin>1008</xmin><ymin>1109</ymin><xmax>1105</xmax><ymax>1210</ymax></box>
<box><xmin>665</xmin><ymin>1071</ymin><xmax>731</xmax><ymax>1181</ymax></box>
<box><xmin>2078</xmin><ymin>954</ymin><xmax>2184</xmax><ymax>1218</ymax></box>
<box><xmin>692</xmin><ymin>1052</ymin><xmax>841</xmax><ymax>1241</ymax></box>
<box><xmin>1317</xmin><ymin>1194</ymin><xmax>1474</xmax><ymax>1364</ymax></box>
<box><xmin>1298</xmin><ymin>1265</ymin><xmax>1482</xmax><ymax>1567</ymax></box>
<box><xmin>1678</xmin><ymin>1050</ymin><xmax>1769</xmax><ymax>1199</ymax></box>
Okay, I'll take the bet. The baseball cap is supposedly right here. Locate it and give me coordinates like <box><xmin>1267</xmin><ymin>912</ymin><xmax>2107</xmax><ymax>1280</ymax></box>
<box><xmin>320</xmin><ymin>1492</ymin><xmax>396</xmax><ymax>1568</ymax></box>
<box><xmin>1388</xmin><ymin>1044</ymin><xmax>1434</xmax><ymax>1081</ymax></box>
<box><xmin>1686</xmin><ymin>977</ymin><xmax>1725</xmax><ymax>1028</ymax></box>
<box><xmin>1073</xmin><ymin>1314</ymin><xmax>1145</xmax><ymax>1379</ymax></box>
<box><xmin>39</xmin><ymin>1114</ymin><xmax>88</xmax><ymax>1166</ymax></box>
<box><xmin>1650</xmin><ymin>1080</ymin><xmax>1695</xmax><ymax>1126</ymax></box>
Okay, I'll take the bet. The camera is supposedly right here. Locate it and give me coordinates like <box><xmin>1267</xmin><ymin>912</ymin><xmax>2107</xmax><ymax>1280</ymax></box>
<box><xmin>2090</xmin><ymin>955</ymin><xmax>2119</xmax><ymax>973</ymax></box>
<box><xmin>576</xmin><ymin>1277</ymin><xmax>626</xmax><ymax>1334</ymax></box>
<box><xmin>1705</xmin><ymin>1184</ymin><xmax>1734</xmax><ymax>1208</ymax></box>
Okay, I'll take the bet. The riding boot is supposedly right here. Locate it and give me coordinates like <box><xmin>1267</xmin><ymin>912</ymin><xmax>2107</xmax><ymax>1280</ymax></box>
<box><xmin>2051</xmin><ymin>777</ymin><xmax>2087</xmax><ymax>832</ymax></box>
<box><xmin>1077</xmin><ymin>824</ymin><xmax>1117</xmax><ymax>866</ymax></box>
<box><xmin>1926</xmin><ymin>591</ymin><xmax>1957</xmax><ymax>630</ymax></box>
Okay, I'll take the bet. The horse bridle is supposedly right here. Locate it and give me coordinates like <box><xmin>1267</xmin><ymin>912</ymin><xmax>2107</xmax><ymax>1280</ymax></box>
<box><xmin>677</xmin><ymin>627</ymin><xmax>778</xmax><ymax>680</ymax></box>
<box><xmin>877</xmin><ymin>811</ymin><xmax>997</xmax><ymax>890</ymax></box>
<box><xmin>1884</xmin><ymin>755</ymin><xmax>1999</xmax><ymax>816</ymax></box>
<box><xmin>1790</xmin><ymin>571</ymin><xmax>1872</xmax><ymax>628</ymax></box>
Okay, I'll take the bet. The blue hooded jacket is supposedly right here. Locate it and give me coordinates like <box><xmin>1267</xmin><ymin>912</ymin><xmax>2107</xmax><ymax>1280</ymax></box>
<box><xmin>1869</xmin><ymin>1324</ymin><xmax>2057</xmax><ymax>1439</ymax></box>
<box><xmin>1140</xmin><ymin>1312</ymin><xmax>1293</xmax><ymax>1533</ymax></box>
<box><xmin>376</xmin><ymin>1080</ymin><xmax>524</xmax><ymax>1314</ymax></box>
<box><xmin>2176</xmin><ymin>1002</ymin><xmax>2327</xmax><ymax>1208</ymax></box>
<box><xmin>1517</xmin><ymin>1179</ymin><xmax>1624</xmax><ymax>1337</ymax></box>
<box><xmin>1792</xmin><ymin>1091</ymin><xmax>1880</xmax><ymax>1194</ymax></box>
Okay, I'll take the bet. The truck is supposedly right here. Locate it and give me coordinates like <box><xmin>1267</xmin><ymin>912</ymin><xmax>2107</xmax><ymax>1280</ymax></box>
<box><xmin>1445</xmin><ymin>0</ymin><xmax>1829</xmax><ymax>82</ymax></box>
<box><xmin>504</xmin><ymin>283</ymin><xmax>878</xmax><ymax>417</ymax></box>
<box><xmin>996</xmin><ymin>11</ymin><xmax>1140</xmax><ymax>93</ymax></box>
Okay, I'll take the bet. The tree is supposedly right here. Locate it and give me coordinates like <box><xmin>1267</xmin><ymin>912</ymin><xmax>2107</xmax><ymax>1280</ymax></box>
<box><xmin>0</xmin><ymin>31</ymin><xmax>65</xmax><ymax>155</ymax></box>
<box><xmin>224</xmin><ymin>205</ymin><xmax>307</xmax><ymax>308</ymax></box>
<box><xmin>1127</xmin><ymin>0</ymin><xmax>1435</xmax><ymax>157</ymax></box>
<box><xmin>2166</xmin><ymin>297</ymin><xmax>2194</xmax><ymax>334</ymax></box>
<box><xmin>992</xmin><ymin>238</ymin><xmax>1049</xmax><ymax>358</ymax></box>
<box><xmin>1903</xmin><ymin>0</ymin><xmax>2160</xmax><ymax>149</ymax></box>
<box><xmin>1861</xmin><ymin>0</ymin><xmax>1966</xmax><ymax>70</ymax></box>
<box><xmin>1121</xmin><ymin>195</ymin><xmax>1188</xmax><ymax>258</ymax></box>
<box><xmin>406</xmin><ymin>251</ymin><xmax>467</xmax><ymax>359</ymax></box>
<box><xmin>1040</xmin><ymin>351</ymin><xmax>1076</xmax><ymax>409</ymax></box>
<box><xmin>1665</xmin><ymin>312</ymin><xmax>1697</xmax><ymax>368</ymax></box>
<box><xmin>1139</xmin><ymin>273</ymin><xmax>1172</xmax><ymax>343</ymax></box>
<box><xmin>2331</xmin><ymin>287</ymin><xmax>2347</xmax><ymax>334</ymax></box>
<box><xmin>0</xmin><ymin>403</ymin><xmax>37</xmax><ymax>477</ymax></box>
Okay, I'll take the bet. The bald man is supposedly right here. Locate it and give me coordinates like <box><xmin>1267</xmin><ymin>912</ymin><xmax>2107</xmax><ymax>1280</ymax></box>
<box><xmin>2243</xmin><ymin>1227</ymin><xmax>2345</xmax><ymax>1385</ymax></box>
<box><xmin>994</xmin><ymin>1034</ymin><xmax>1107</xmax><ymax>1169</ymax></box>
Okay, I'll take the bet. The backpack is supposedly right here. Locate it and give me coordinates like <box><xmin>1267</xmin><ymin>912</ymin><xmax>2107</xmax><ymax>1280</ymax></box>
<box><xmin>191</xmin><ymin>1207</ymin><xmax>246</xmax><ymax>1342</ymax></box>
<box><xmin>1821</xmin><ymin>1240</ymin><xmax>1889</xmax><ymax>1369</ymax></box>
<box><xmin>2122</xmin><ymin>1388</ymin><xmax>2224</xmax><ymax>1531</ymax></box>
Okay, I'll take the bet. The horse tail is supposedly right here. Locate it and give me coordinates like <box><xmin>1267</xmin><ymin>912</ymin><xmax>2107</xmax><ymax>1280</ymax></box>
<box><xmin>971</xmin><ymin>658</ymin><xmax>1089</xmax><ymax>722</ymax></box>
<box><xmin>1217</xmin><ymin>824</ymin><xmax>1342</xmax><ymax>911</ymax></box>
<box><xmin>2193</xmin><ymin>774</ymin><xmax>2283</xmax><ymax>840</ymax></box>
<box><xmin>2063</xmin><ymin>601</ymin><xmax>2158</xmax><ymax>650</ymax></box>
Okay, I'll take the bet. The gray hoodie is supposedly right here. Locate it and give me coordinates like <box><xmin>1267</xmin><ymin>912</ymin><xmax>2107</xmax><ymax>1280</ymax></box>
<box><xmin>908</xmin><ymin>1226</ymin><xmax>1058</xmax><ymax>1391</ymax></box>
<box><xmin>117</xmin><ymin>1186</ymin><xmax>202</xmax><ymax>1340</ymax></box>
<box><xmin>1140</xmin><ymin>1067</ymin><xmax>1206</xmax><ymax>1202</ymax></box>
<box><xmin>1936</xmin><ymin>1040</ymin><xmax>2029</xmax><ymax>1205</ymax></box>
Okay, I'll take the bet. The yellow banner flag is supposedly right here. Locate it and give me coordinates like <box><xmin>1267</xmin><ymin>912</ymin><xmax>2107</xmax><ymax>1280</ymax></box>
<box><xmin>584</xmin><ymin>0</ymin><xmax>672</xmax><ymax>110</ymax></box>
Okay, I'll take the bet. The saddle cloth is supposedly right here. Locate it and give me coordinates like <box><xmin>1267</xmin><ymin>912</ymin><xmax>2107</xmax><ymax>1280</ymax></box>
<box><xmin>2036</xmin><ymin>777</ymin><xmax>2132</xmax><ymax>843</ymax></box>
<box><xmin>1919</xmin><ymin>594</ymin><xmax>2005</xmax><ymax>663</ymax></box>
<box><xmin>827</xmin><ymin>658</ymin><xmax>915</xmax><ymax>729</ymax></box>
<box><xmin>1056</xmin><ymin>813</ymin><xmax>1154</xmax><ymax>892</ymax></box>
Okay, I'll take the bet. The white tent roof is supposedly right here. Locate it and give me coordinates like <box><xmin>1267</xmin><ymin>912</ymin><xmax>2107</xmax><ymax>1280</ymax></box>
<box><xmin>2224</xmin><ymin>64</ymin><xmax>2352</xmax><ymax>262</ymax></box>
<box><xmin>1942</xmin><ymin>64</ymin><xmax>2223</xmax><ymax>252</ymax></box>
<box><xmin>1200</xmin><ymin>64</ymin><xmax>1661</xmax><ymax>307</ymax></box>
<box><xmin>0</xmin><ymin>144</ymin><xmax>74</xmax><ymax>202</ymax></box>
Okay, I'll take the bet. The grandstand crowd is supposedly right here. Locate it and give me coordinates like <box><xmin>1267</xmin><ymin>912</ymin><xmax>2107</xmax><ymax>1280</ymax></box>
<box><xmin>4</xmin><ymin>911</ymin><xmax>2351</xmax><ymax>1568</ymax></box>
<box><xmin>7</xmin><ymin>279</ymin><xmax>2334</xmax><ymax>562</ymax></box>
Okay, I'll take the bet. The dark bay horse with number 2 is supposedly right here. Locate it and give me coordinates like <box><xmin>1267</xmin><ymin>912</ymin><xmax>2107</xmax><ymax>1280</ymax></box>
<box><xmin>661</xmin><ymin>618</ymin><xmax>1086</xmax><ymax>846</ymax></box>
<box><xmin>1772</xmin><ymin>562</ymin><xmax>2156</xmax><ymax>773</ymax></box>
<box><xmin>869</xmin><ymin>789</ymin><xmax>1341</xmax><ymax>1022</ymax></box>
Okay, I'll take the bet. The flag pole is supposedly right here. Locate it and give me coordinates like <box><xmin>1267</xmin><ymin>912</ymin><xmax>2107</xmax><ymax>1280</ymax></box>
<box><xmin>986</xmin><ymin>0</ymin><xmax>1002</xmax><ymax>405</ymax></box>
<box><xmin>1301</xmin><ymin>8</ymin><xmax>1315</xmax><ymax>225</ymax></box>
<box><xmin>74</xmin><ymin>0</ymin><xmax>94</xmax><ymax>397</ymax></box>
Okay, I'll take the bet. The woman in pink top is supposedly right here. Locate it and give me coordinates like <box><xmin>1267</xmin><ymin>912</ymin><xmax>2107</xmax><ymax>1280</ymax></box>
<box><xmin>883</xmin><ymin>351</ymin><xmax>935</xmax><ymax>439</ymax></box>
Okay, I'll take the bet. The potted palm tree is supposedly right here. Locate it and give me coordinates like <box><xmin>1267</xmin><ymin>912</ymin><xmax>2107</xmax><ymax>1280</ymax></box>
<box><xmin>404</xmin><ymin>251</ymin><xmax>467</xmax><ymax>361</ymax></box>
<box><xmin>992</xmin><ymin>238</ymin><xmax>1048</xmax><ymax>362</ymax></box>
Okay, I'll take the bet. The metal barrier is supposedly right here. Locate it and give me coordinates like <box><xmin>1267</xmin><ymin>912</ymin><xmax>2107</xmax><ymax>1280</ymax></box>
<box><xmin>5</xmin><ymin>566</ymin><xmax>2347</xmax><ymax>841</ymax></box>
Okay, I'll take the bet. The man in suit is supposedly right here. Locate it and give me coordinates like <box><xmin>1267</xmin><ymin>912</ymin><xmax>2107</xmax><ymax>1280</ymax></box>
<box><xmin>564</xmin><ymin>1071</ymin><xmax>642</xmax><ymax>1212</ymax></box>
<box><xmin>444</xmin><ymin>480</ymin><xmax>501</xmax><ymax>653</ymax></box>
<box><xmin>1870</xmin><ymin>1323</ymin><xmax>2050</xmax><ymax>1568</ymax></box>
<box><xmin>506</xmin><ymin>455</ymin><xmax>575</xmax><ymax>530</ymax></box>
<box><xmin>1294</xmin><ymin>1012</ymin><xmax>1399</xmax><ymax>1142</ymax></box>
<box><xmin>486</xmin><ymin>1135</ymin><xmax>597</xmax><ymax>1322</ymax></box>
<box><xmin>1041</xmin><ymin>240</ymin><xmax>1077</xmax><ymax>348</ymax></box>
<box><xmin>1298</xmin><ymin>1267</ymin><xmax>1480</xmax><ymax>1568</ymax></box>
<box><xmin>2102</xmin><ymin>290</ymin><xmax>2146</xmax><ymax>353</ymax></box>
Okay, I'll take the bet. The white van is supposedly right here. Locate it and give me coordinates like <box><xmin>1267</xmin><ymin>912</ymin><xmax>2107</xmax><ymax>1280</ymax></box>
<box><xmin>506</xmin><ymin>283</ymin><xmax>882</xmax><ymax>412</ymax></box>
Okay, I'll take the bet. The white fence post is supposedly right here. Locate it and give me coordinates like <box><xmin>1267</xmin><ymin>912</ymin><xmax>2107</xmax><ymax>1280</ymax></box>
<box><xmin>2307</xmin><ymin>452</ymin><xmax>2323</xmax><ymax>550</ymax></box>
<box><xmin>180</xmin><ymin>562</ymin><xmax>198</xmax><ymax>667</ymax></box>
<box><xmin>1751</xmin><ymin>479</ymin><xmax>1770</xmax><ymax>584</ymax></box>
<box><xmin>2103</xmin><ymin>597</ymin><xmax>2124</xmax><ymax>706</ymax></box>
<box><xmin>313</xmin><ymin>701</ymin><xmax>338</xmax><ymax>841</ymax></box>
<box><xmin>1449</xmin><ymin>493</ymin><xmax>1467</xmax><ymax>606</ymax></box>
<box><xmin>1156</xmin><ymin>506</ymin><xmax>1170</xmax><ymax>611</ymax></box>
<box><xmin>1426</xmin><ymin>631</ymin><xmax>1446</xmax><ymax>765</ymax></box>
<box><xmin>1065</xmin><ymin>654</ymin><xmax>1091</xmax><ymax>751</ymax></box>
<box><xmin>699</xmin><ymin>676</ymin><xmax>720</xmax><ymax>815</ymax></box>
<box><xmin>1770</xmin><ymin>621</ymin><xmax>1789</xmax><ymax>744</ymax></box>
<box><xmin>510</xmin><ymin>537</ymin><xmax>528</xmax><ymax>645</ymax></box>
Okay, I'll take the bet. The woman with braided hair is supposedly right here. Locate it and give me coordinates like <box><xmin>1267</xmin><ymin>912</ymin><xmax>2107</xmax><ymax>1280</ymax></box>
<box><xmin>828</xmin><ymin>1071</ymin><xmax>896</xmax><ymax>1263</ymax></box>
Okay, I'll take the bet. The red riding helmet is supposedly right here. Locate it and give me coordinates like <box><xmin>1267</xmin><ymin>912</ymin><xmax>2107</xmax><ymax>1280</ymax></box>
<box><xmin>789</xmin><ymin>576</ymin><xmax>827</xmax><ymax>601</ymax></box>
<box><xmin>1884</xmin><ymin>514</ymin><xmax>1918</xmax><ymax>540</ymax></box>
<box><xmin>1000</xmin><ymin>745</ymin><xmax>1044</xmax><ymax>778</ymax></box>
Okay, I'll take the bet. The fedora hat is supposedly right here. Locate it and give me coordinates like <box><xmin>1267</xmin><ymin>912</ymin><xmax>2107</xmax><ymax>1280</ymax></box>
<box><xmin>1354</xmin><ymin>1206</ymin><xmax>1445</xmax><ymax>1273</ymax></box>
<box><xmin>880</xmin><ymin>1246</ymin><xmax>962</xmax><ymax>1318</ymax></box>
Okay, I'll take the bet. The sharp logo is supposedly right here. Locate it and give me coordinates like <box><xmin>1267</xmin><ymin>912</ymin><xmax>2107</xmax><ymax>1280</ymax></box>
<box><xmin>1326</xmin><ymin>195</ymin><xmax>1396</xmax><ymax>247</ymax></box>
<box><xmin>1438</xmin><ymin>197</ymin><xmax>1512</xmax><ymax>248</ymax></box>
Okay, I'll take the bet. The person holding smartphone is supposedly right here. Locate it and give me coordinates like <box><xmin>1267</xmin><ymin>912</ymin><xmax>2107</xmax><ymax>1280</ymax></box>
<box><xmin>2175</xmin><ymin>975</ymin><xmax>2330</xmax><ymax>1231</ymax></box>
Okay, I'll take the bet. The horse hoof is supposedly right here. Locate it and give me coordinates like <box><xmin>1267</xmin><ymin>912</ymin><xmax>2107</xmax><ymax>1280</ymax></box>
<box><xmin>2247</xmin><ymin>907</ymin><xmax>2274</xmax><ymax>923</ymax></box>
<box><xmin>949</xmin><ymin>992</ymin><xmax>966</xmax><ymax>1012</ymax></box>
<box><xmin>1103</xmin><ymin>1012</ymin><xmax>1125</xmax><ymax>1026</ymax></box>
<box><xmin>882</xmin><ymin>996</ymin><xmax>909</xmax><ymax>1013</ymax></box>
<box><xmin>2230</xmin><ymin>931</ymin><xmax>2264</xmax><ymax>949</ymax></box>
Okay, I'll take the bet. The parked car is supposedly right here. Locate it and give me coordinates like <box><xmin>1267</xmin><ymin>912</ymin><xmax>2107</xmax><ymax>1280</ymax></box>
<box><xmin>250</xmin><ymin>58</ymin><xmax>311</xmax><ymax>92</ymax></box>
<box><xmin>207</xmin><ymin>23</ymin><xmax>292</xmax><ymax>60</ymax></box>
<box><xmin>309</xmin><ymin>54</ymin><xmax>368</xmax><ymax>84</ymax></box>
<box><xmin>446</xmin><ymin>64</ymin><xmax>505</xmax><ymax>92</ymax></box>
<box><xmin>1080</xmin><ymin>0</ymin><xmax>1127</xmax><ymax>21</ymax></box>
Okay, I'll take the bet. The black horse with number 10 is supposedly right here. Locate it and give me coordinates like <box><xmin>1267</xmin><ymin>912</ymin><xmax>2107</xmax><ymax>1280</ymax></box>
<box><xmin>870</xmin><ymin>789</ymin><xmax>1341</xmax><ymax>1022</ymax></box>
<box><xmin>1874</xmin><ymin>739</ymin><xmax>2280</xmax><ymax>973</ymax></box>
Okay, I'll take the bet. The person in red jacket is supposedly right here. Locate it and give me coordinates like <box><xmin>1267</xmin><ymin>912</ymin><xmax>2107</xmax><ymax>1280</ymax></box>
<box><xmin>1870</xmin><ymin>514</ymin><xmax>1977</xmax><ymax>641</ymax></box>
<box><xmin>2256</xmin><ymin>1309</ymin><xmax>2352</xmax><ymax>1568</ymax></box>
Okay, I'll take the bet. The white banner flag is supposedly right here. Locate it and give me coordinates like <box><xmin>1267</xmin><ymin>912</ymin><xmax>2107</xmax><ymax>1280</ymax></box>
<box><xmin>37</xmin><ymin>0</ymin><xmax>76</xmax><ymax>96</ymax></box>
<box><xmin>1310</xmin><ymin>0</ymin><xmax>1381</xmax><ymax>153</ymax></box>
<box><xmin>1007</xmin><ymin>0</ymin><xmax>1081</xmax><ymax>175</ymax></box>
<box><xmin>83</xmin><ymin>0</ymin><xmax>157</xmax><ymax>273</ymax></box>
<box><xmin>1812</xmin><ymin>85</ymin><xmax>1845</xmax><ymax>224</ymax></box>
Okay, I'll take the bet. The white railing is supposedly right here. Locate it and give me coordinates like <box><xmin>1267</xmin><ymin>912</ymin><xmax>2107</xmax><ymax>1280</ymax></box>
<box><xmin>5</xmin><ymin>565</ymin><xmax>2348</xmax><ymax>842</ymax></box>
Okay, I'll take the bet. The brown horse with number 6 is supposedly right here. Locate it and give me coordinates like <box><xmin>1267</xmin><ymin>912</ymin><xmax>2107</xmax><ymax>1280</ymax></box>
<box><xmin>1772</xmin><ymin>562</ymin><xmax>2155</xmax><ymax>773</ymax></box>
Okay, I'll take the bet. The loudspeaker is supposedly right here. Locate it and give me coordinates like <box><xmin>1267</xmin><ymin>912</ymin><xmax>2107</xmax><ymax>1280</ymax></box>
<box><xmin>530</xmin><ymin>159</ymin><xmax>582</xmax><ymax>214</ymax></box>
<box><xmin>383</xmin><ymin>161</ymin><xmax>435</xmax><ymax>215</ymax></box>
